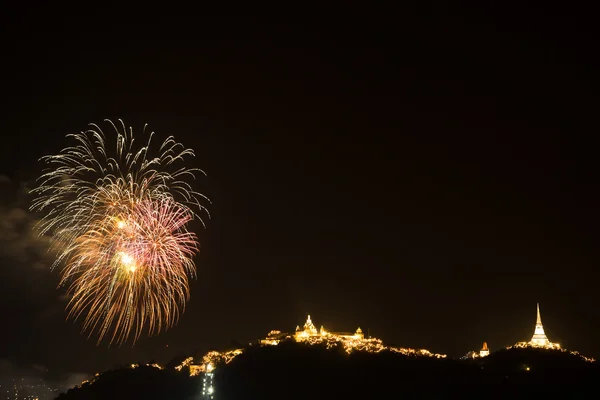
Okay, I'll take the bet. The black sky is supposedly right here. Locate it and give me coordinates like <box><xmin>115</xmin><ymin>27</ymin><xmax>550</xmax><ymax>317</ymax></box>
<box><xmin>1</xmin><ymin>11</ymin><xmax>598</xmax><ymax>376</ymax></box>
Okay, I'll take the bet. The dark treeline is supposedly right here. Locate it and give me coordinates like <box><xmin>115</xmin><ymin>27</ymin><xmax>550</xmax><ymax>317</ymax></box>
<box><xmin>55</xmin><ymin>364</ymin><xmax>199</xmax><ymax>400</ymax></box>
<box><xmin>217</xmin><ymin>342</ymin><xmax>598</xmax><ymax>399</ymax></box>
<box><xmin>56</xmin><ymin>343</ymin><xmax>599</xmax><ymax>399</ymax></box>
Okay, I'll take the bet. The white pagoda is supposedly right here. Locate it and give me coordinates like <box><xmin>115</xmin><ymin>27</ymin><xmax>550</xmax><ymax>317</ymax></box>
<box><xmin>513</xmin><ymin>303</ymin><xmax>560</xmax><ymax>349</ymax></box>
<box><xmin>530</xmin><ymin>303</ymin><xmax>551</xmax><ymax>346</ymax></box>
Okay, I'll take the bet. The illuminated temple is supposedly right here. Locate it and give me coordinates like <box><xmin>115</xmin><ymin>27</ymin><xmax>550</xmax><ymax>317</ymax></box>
<box><xmin>503</xmin><ymin>304</ymin><xmax>594</xmax><ymax>362</ymax></box>
<box><xmin>261</xmin><ymin>315</ymin><xmax>364</xmax><ymax>346</ymax></box>
<box><xmin>530</xmin><ymin>303</ymin><xmax>553</xmax><ymax>346</ymax></box>
<box><xmin>463</xmin><ymin>341</ymin><xmax>490</xmax><ymax>359</ymax></box>
<box><xmin>513</xmin><ymin>303</ymin><xmax>561</xmax><ymax>349</ymax></box>
<box><xmin>260</xmin><ymin>314</ymin><xmax>446</xmax><ymax>358</ymax></box>
<box><xmin>480</xmin><ymin>342</ymin><xmax>490</xmax><ymax>357</ymax></box>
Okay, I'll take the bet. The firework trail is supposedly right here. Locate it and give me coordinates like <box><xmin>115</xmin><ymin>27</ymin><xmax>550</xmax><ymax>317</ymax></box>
<box><xmin>30</xmin><ymin>119</ymin><xmax>209</xmax><ymax>345</ymax></box>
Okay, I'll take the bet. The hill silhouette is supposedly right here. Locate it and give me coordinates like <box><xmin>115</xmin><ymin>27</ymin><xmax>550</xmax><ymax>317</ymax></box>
<box><xmin>55</xmin><ymin>364</ymin><xmax>199</xmax><ymax>400</ymax></box>
<box><xmin>216</xmin><ymin>342</ymin><xmax>598</xmax><ymax>399</ymax></box>
<box><xmin>56</xmin><ymin>343</ymin><xmax>598</xmax><ymax>399</ymax></box>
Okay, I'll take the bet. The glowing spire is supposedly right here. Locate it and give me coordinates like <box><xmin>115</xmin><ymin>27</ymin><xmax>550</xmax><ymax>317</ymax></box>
<box><xmin>303</xmin><ymin>315</ymin><xmax>317</xmax><ymax>335</ymax></box>
<box><xmin>530</xmin><ymin>303</ymin><xmax>550</xmax><ymax>346</ymax></box>
<box><xmin>320</xmin><ymin>325</ymin><xmax>327</xmax><ymax>335</ymax></box>
<box><xmin>479</xmin><ymin>341</ymin><xmax>490</xmax><ymax>357</ymax></box>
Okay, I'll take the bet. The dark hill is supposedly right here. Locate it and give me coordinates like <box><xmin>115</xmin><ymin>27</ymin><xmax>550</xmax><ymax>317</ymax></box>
<box><xmin>55</xmin><ymin>365</ymin><xmax>199</xmax><ymax>400</ymax></box>
<box><xmin>55</xmin><ymin>343</ymin><xmax>598</xmax><ymax>399</ymax></box>
<box><xmin>215</xmin><ymin>343</ymin><xmax>598</xmax><ymax>399</ymax></box>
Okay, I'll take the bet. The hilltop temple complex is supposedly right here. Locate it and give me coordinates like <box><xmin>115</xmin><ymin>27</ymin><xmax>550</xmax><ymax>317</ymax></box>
<box><xmin>76</xmin><ymin>305</ymin><xmax>594</xmax><ymax>400</ymax></box>
<box><xmin>506</xmin><ymin>304</ymin><xmax>593</xmax><ymax>361</ymax></box>
<box><xmin>260</xmin><ymin>314</ymin><xmax>446</xmax><ymax>358</ymax></box>
<box><xmin>261</xmin><ymin>315</ymin><xmax>365</xmax><ymax>346</ymax></box>
<box><xmin>174</xmin><ymin>306</ymin><xmax>592</xmax><ymax>386</ymax></box>
<box><xmin>465</xmin><ymin>303</ymin><xmax>560</xmax><ymax>359</ymax></box>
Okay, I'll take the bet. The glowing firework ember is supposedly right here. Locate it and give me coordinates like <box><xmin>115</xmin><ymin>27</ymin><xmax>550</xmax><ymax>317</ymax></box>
<box><xmin>31</xmin><ymin>119</ymin><xmax>209</xmax><ymax>345</ymax></box>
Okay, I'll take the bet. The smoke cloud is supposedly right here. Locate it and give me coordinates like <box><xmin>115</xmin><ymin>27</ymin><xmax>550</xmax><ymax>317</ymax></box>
<box><xmin>0</xmin><ymin>176</ymin><xmax>82</xmax><ymax>395</ymax></box>
<box><xmin>0</xmin><ymin>175</ymin><xmax>54</xmax><ymax>267</ymax></box>
<box><xmin>0</xmin><ymin>358</ymin><xmax>90</xmax><ymax>399</ymax></box>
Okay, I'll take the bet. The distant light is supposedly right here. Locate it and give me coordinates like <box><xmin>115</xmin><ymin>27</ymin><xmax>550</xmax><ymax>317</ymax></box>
<box><xmin>526</xmin><ymin>367</ymin><xmax>530</xmax><ymax>371</ymax></box>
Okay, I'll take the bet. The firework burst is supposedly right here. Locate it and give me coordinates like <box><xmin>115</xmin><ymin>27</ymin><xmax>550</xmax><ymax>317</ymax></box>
<box><xmin>31</xmin><ymin>119</ymin><xmax>209</xmax><ymax>345</ymax></box>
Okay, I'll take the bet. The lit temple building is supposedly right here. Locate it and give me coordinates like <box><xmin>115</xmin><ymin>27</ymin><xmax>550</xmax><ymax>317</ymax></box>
<box><xmin>505</xmin><ymin>304</ymin><xmax>596</xmax><ymax>362</ymax></box>
<box><xmin>513</xmin><ymin>303</ymin><xmax>561</xmax><ymax>349</ymax></box>
<box><xmin>480</xmin><ymin>342</ymin><xmax>490</xmax><ymax>357</ymax></box>
<box><xmin>462</xmin><ymin>341</ymin><xmax>490</xmax><ymax>359</ymax></box>
<box><xmin>530</xmin><ymin>303</ymin><xmax>554</xmax><ymax>347</ymax></box>
<box><xmin>260</xmin><ymin>315</ymin><xmax>366</xmax><ymax>346</ymax></box>
<box><xmin>293</xmin><ymin>315</ymin><xmax>364</xmax><ymax>343</ymax></box>
<box><xmin>261</xmin><ymin>314</ymin><xmax>445</xmax><ymax>358</ymax></box>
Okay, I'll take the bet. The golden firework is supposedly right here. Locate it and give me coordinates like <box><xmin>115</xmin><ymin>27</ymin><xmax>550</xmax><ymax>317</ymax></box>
<box><xmin>31</xmin><ymin>119</ymin><xmax>209</xmax><ymax>345</ymax></box>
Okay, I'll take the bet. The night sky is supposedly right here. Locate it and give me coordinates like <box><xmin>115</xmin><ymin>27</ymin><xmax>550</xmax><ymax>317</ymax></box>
<box><xmin>1</xmin><ymin>11</ymin><xmax>597</xmax><ymax>380</ymax></box>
